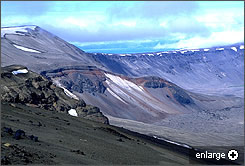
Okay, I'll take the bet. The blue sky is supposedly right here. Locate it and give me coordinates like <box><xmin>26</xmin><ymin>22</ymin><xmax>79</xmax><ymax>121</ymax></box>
<box><xmin>1</xmin><ymin>1</ymin><xmax>244</xmax><ymax>51</ymax></box>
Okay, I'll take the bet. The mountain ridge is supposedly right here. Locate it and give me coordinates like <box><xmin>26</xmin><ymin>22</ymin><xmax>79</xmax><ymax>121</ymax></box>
<box><xmin>1</xmin><ymin>25</ymin><xmax>244</xmax><ymax>150</ymax></box>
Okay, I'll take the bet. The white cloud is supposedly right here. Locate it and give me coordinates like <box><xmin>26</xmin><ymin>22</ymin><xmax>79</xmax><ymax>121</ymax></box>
<box><xmin>112</xmin><ymin>20</ymin><xmax>137</xmax><ymax>27</ymax></box>
<box><xmin>154</xmin><ymin>30</ymin><xmax>244</xmax><ymax>49</ymax></box>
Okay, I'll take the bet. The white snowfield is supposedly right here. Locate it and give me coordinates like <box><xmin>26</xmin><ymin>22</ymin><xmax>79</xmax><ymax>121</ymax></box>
<box><xmin>216</xmin><ymin>48</ymin><xmax>224</xmax><ymax>50</ymax></box>
<box><xmin>231</xmin><ymin>47</ymin><xmax>237</xmax><ymax>52</ymax></box>
<box><xmin>68</xmin><ymin>109</ymin><xmax>78</xmax><ymax>117</ymax></box>
<box><xmin>1</xmin><ymin>26</ymin><xmax>36</xmax><ymax>37</ymax></box>
<box><xmin>203</xmin><ymin>49</ymin><xmax>209</xmax><ymax>51</ymax></box>
<box><xmin>105</xmin><ymin>73</ymin><xmax>144</xmax><ymax>92</ymax></box>
<box><xmin>240</xmin><ymin>45</ymin><xmax>244</xmax><ymax>49</ymax></box>
<box><xmin>12</xmin><ymin>69</ymin><xmax>28</xmax><ymax>75</ymax></box>
<box><xmin>13</xmin><ymin>44</ymin><xmax>41</xmax><ymax>53</ymax></box>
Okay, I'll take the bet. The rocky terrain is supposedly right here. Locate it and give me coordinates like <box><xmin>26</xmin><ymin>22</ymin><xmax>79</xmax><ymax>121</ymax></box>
<box><xmin>1</xmin><ymin>65</ymin><xmax>108</xmax><ymax>124</ymax></box>
<box><xmin>1</xmin><ymin>25</ymin><xmax>244</xmax><ymax>164</ymax></box>
<box><xmin>90</xmin><ymin>43</ymin><xmax>244</xmax><ymax>97</ymax></box>
<box><xmin>0</xmin><ymin>102</ymin><xmax>195</xmax><ymax>165</ymax></box>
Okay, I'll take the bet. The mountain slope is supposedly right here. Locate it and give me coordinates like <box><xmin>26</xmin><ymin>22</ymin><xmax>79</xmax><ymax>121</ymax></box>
<box><xmin>1</xmin><ymin>25</ymin><xmax>243</xmax><ymax>149</ymax></box>
<box><xmin>90</xmin><ymin>43</ymin><xmax>244</xmax><ymax>97</ymax></box>
<box><xmin>42</xmin><ymin>66</ymin><xmax>244</xmax><ymax>139</ymax></box>
<box><xmin>41</xmin><ymin>66</ymin><xmax>200</xmax><ymax>123</ymax></box>
<box><xmin>0</xmin><ymin>65</ymin><xmax>108</xmax><ymax>124</ymax></box>
<box><xmin>2</xmin><ymin>66</ymin><xmax>231</xmax><ymax>165</ymax></box>
<box><xmin>1</xmin><ymin>25</ymin><xmax>105</xmax><ymax>73</ymax></box>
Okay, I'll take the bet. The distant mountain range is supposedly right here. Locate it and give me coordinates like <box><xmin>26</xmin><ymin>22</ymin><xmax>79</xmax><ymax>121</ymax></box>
<box><xmin>1</xmin><ymin>25</ymin><xmax>244</xmax><ymax>150</ymax></box>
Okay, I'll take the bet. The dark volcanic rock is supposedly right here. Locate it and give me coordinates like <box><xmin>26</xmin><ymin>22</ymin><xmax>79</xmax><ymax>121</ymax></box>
<box><xmin>143</xmin><ymin>77</ymin><xmax>167</xmax><ymax>88</ymax></box>
<box><xmin>0</xmin><ymin>65</ymin><xmax>109</xmax><ymax>124</ymax></box>
<box><xmin>135</xmin><ymin>76</ymin><xmax>194</xmax><ymax>105</ymax></box>
<box><xmin>43</xmin><ymin>66</ymin><xmax>107</xmax><ymax>94</ymax></box>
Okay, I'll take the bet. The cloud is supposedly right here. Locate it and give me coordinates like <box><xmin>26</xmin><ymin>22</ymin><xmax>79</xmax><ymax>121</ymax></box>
<box><xmin>1</xmin><ymin>1</ymin><xmax>53</xmax><ymax>16</ymax></box>
<box><xmin>107</xmin><ymin>1</ymin><xmax>199</xmax><ymax>21</ymax></box>
<box><xmin>165</xmin><ymin>17</ymin><xmax>211</xmax><ymax>37</ymax></box>
<box><xmin>1</xmin><ymin>1</ymin><xmax>244</xmax><ymax>49</ymax></box>
<box><xmin>43</xmin><ymin>22</ymin><xmax>170</xmax><ymax>42</ymax></box>
<box><xmin>153</xmin><ymin>29</ymin><xmax>244</xmax><ymax>49</ymax></box>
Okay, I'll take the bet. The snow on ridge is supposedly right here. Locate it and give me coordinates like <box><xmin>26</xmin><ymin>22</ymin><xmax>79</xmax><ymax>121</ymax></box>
<box><xmin>190</xmin><ymin>49</ymin><xmax>200</xmax><ymax>52</ymax></box>
<box><xmin>1</xmin><ymin>25</ymin><xmax>36</xmax><ymax>37</ymax></box>
<box><xmin>68</xmin><ymin>109</ymin><xmax>78</xmax><ymax>117</ymax></box>
<box><xmin>204</xmin><ymin>49</ymin><xmax>209</xmax><ymax>51</ymax></box>
<box><xmin>180</xmin><ymin>50</ymin><xmax>188</xmax><ymax>54</ymax></box>
<box><xmin>216</xmin><ymin>48</ymin><xmax>224</xmax><ymax>51</ymax></box>
<box><xmin>12</xmin><ymin>69</ymin><xmax>28</xmax><ymax>75</ymax></box>
<box><xmin>148</xmin><ymin>53</ymin><xmax>154</xmax><ymax>56</ymax></box>
<box><xmin>231</xmin><ymin>47</ymin><xmax>237</xmax><ymax>52</ymax></box>
<box><xmin>240</xmin><ymin>45</ymin><xmax>244</xmax><ymax>49</ymax></box>
<box><xmin>13</xmin><ymin>44</ymin><xmax>41</xmax><ymax>53</ymax></box>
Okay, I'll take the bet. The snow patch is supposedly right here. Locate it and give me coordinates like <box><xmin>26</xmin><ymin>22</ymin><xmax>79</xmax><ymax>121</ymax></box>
<box><xmin>240</xmin><ymin>45</ymin><xmax>244</xmax><ymax>49</ymax></box>
<box><xmin>231</xmin><ymin>47</ymin><xmax>237</xmax><ymax>52</ymax></box>
<box><xmin>220</xmin><ymin>72</ymin><xmax>226</xmax><ymax>77</ymax></box>
<box><xmin>1</xmin><ymin>26</ymin><xmax>36</xmax><ymax>37</ymax></box>
<box><xmin>105</xmin><ymin>73</ymin><xmax>144</xmax><ymax>92</ymax></box>
<box><xmin>180</xmin><ymin>50</ymin><xmax>188</xmax><ymax>54</ymax></box>
<box><xmin>13</xmin><ymin>44</ymin><xmax>41</xmax><ymax>53</ymax></box>
<box><xmin>63</xmin><ymin>88</ymin><xmax>79</xmax><ymax>100</ymax></box>
<box><xmin>190</xmin><ymin>49</ymin><xmax>200</xmax><ymax>52</ymax></box>
<box><xmin>216</xmin><ymin>48</ymin><xmax>224</xmax><ymax>51</ymax></box>
<box><xmin>52</xmin><ymin>80</ymin><xmax>79</xmax><ymax>100</ymax></box>
<box><xmin>148</xmin><ymin>54</ymin><xmax>154</xmax><ymax>56</ymax></box>
<box><xmin>68</xmin><ymin>109</ymin><xmax>78</xmax><ymax>117</ymax></box>
<box><xmin>204</xmin><ymin>49</ymin><xmax>209</xmax><ymax>51</ymax></box>
<box><xmin>153</xmin><ymin>135</ymin><xmax>192</xmax><ymax>149</ymax></box>
<box><xmin>12</xmin><ymin>69</ymin><xmax>28</xmax><ymax>75</ymax></box>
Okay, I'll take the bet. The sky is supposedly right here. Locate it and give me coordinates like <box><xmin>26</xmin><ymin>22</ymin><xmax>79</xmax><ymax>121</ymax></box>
<box><xmin>1</xmin><ymin>1</ymin><xmax>244</xmax><ymax>52</ymax></box>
